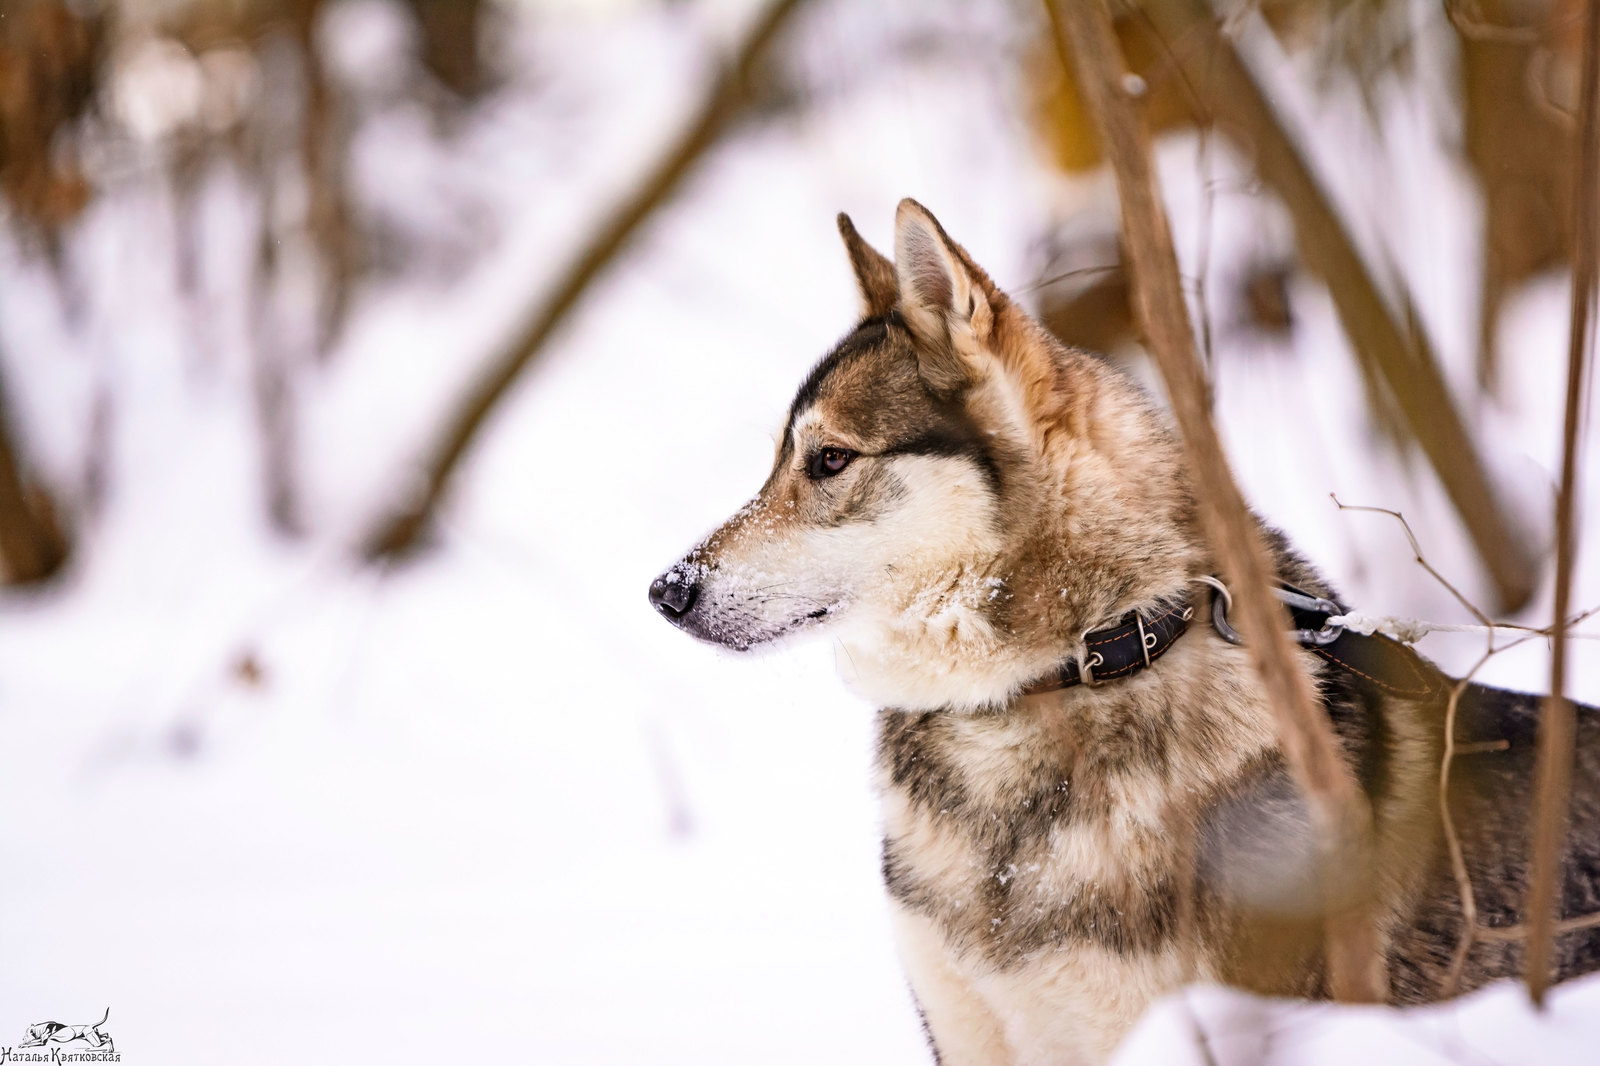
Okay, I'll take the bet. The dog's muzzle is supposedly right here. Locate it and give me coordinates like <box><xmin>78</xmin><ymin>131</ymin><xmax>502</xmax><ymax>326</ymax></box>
<box><xmin>648</xmin><ymin>567</ymin><xmax>700</xmax><ymax>624</ymax></box>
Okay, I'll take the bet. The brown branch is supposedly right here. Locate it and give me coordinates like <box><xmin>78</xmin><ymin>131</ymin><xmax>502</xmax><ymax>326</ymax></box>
<box><xmin>1046</xmin><ymin>0</ymin><xmax>1384</xmax><ymax>1002</ymax></box>
<box><xmin>1443</xmin><ymin>655</ymin><xmax>1492</xmax><ymax>995</ymax></box>
<box><xmin>1446</xmin><ymin>0</ymin><xmax>1547</xmax><ymax>44</ymax></box>
<box><xmin>0</xmin><ymin>360</ymin><xmax>68</xmax><ymax>586</ymax></box>
<box><xmin>361</xmin><ymin>0</ymin><xmax>809</xmax><ymax>559</ymax></box>
<box><xmin>290</xmin><ymin>0</ymin><xmax>358</xmax><ymax>355</ymax></box>
<box><xmin>1135</xmin><ymin>0</ymin><xmax>1539</xmax><ymax>614</ymax></box>
<box><xmin>1481</xmin><ymin>910</ymin><xmax>1600</xmax><ymax>942</ymax></box>
<box><xmin>405</xmin><ymin>0</ymin><xmax>489</xmax><ymax>99</ymax></box>
<box><xmin>1525</xmin><ymin>0</ymin><xmax>1600</xmax><ymax>1008</ymax></box>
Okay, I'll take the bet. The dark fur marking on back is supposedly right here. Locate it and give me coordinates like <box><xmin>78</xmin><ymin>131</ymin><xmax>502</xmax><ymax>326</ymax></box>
<box><xmin>1388</xmin><ymin>689</ymin><xmax>1600</xmax><ymax>1000</ymax></box>
<box><xmin>1315</xmin><ymin>656</ymin><xmax>1389</xmax><ymax>800</ymax></box>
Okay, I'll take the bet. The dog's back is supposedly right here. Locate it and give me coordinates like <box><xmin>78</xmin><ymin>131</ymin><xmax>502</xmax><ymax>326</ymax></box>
<box><xmin>1390</xmin><ymin>682</ymin><xmax>1600</xmax><ymax>997</ymax></box>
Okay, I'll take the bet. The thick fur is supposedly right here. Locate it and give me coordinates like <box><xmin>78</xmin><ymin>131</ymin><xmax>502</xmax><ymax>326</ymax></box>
<box><xmin>649</xmin><ymin>201</ymin><xmax>1600</xmax><ymax>1065</ymax></box>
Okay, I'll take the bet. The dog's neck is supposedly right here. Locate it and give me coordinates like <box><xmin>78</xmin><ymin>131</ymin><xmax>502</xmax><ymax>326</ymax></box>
<box><xmin>836</xmin><ymin>349</ymin><xmax>1209</xmax><ymax>713</ymax></box>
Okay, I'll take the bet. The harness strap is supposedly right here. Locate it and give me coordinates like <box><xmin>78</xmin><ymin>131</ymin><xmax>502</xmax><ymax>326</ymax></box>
<box><xmin>1280</xmin><ymin>592</ymin><xmax>1444</xmax><ymax>701</ymax></box>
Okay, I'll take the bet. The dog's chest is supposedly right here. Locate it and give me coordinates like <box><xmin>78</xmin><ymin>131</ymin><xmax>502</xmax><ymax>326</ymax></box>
<box><xmin>875</xmin><ymin>700</ymin><xmax>1192</xmax><ymax>971</ymax></box>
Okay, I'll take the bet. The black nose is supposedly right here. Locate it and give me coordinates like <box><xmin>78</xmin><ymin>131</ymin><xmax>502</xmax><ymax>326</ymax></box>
<box><xmin>649</xmin><ymin>571</ymin><xmax>699</xmax><ymax>621</ymax></box>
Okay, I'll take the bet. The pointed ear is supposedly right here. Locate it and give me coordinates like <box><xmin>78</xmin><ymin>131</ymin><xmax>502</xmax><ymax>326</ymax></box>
<box><xmin>837</xmin><ymin>213</ymin><xmax>898</xmax><ymax>317</ymax></box>
<box><xmin>893</xmin><ymin>199</ymin><xmax>993</xmax><ymax>394</ymax></box>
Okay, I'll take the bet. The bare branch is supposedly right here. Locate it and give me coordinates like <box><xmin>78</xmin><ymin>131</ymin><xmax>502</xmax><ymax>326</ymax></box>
<box><xmin>1480</xmin><ymin>910</ymin><xmax>1600</xmax><ymax>942</ymax></box>
<box><xmin>1524</xmin><ymin>0</ymin><xmax>1600</xmax><ymax>1008</ymax></box>
<box><xmin>1046</xmin><ymin>0</ymin><xmax>1384</xmax><ymax>1002</ymax></box>
<box><xmin>1136</xmin><ymin>0</ymin><xmax>1539</xmax><ymax>614</ymax></box>
<box><xmin>0</xmin><ymin>362</ymin><xmax>68</xmax><ymax>586</ymax></box>
<box><xmin>1442</xmin><ymin>657</ymin><xmax>1492</xmax><ymax>995</ymax></box>
<box><xmin>361</xmin><ymin>0</ymin><xmax>810</xmax><ymax>559</ymax></box>
<box><xmin>1446</xmin><ymin>0</ymin><xmax>1547</xmax><ymax>44</ymax></box>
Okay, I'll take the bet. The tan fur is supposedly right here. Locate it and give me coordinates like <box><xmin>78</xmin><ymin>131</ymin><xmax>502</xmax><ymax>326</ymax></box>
<box><xmin>650</xmin><ymin>201</ymin><xmax>1600</xmax><ymax>1064</ymax></box>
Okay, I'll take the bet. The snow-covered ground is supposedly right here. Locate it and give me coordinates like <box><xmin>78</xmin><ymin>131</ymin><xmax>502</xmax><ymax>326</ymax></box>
<box><xmin>0</xmin><ymin>1</ymin><xmax>1596</xmax><ymax>1062</ymax></box>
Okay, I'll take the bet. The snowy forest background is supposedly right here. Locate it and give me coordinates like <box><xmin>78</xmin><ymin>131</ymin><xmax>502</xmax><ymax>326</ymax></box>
<box><xmin>2</xmin><ymin>0</ymin><xmax>1600</xmax><ymax>1061</ymax></box>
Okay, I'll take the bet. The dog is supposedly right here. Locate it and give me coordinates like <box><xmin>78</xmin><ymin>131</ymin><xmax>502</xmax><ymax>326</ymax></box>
<box><xmin>648</xmin><ymin>199</ymin><xmax>1600</xmax><ymax>1065</ymax></box>
<box><xmin>19</xmin><ymin>1007</ymin><xmax>113</xmax><ymax>1052</ymax></box>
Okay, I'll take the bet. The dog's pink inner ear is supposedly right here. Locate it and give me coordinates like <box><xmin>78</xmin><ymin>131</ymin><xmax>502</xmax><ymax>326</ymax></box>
<box><xmin>893</xmin><ymin>199</ymin><xmax>984</xmax><ymax>394</ymax></box>
<box><xmin>894</xmin><ymin>200</ymin><xmax>979</xmax><ymax>331</ymax></box>
<box><xmin>899</xmin><ymin>224</ymin><xmax>956</xmax><ymax>311</ymax></box>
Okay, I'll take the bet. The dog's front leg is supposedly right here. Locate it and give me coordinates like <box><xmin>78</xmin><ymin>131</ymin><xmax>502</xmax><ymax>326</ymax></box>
<box><xmin>891</xmin><ymin>905</ymin><xmax>1012</xmax><ymax>1065</ymax></box>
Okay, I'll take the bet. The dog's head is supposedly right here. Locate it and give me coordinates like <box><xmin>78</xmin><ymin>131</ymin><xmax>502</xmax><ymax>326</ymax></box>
<box><xmin>649</xmin><ymin>200</ymin><xmax>1197</xmax><ymax>708</ymax></box>
<box><xmin>20</xmin><ymin>1022</ymin><xmax>65</xmax><ymax>1047</ymax></box>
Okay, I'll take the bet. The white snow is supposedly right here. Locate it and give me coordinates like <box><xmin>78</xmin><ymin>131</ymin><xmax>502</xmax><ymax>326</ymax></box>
<box><xmin>1116</xmin><ymin>974</ymin><xmax>1600</xmax><ymax>1066</ymax></box>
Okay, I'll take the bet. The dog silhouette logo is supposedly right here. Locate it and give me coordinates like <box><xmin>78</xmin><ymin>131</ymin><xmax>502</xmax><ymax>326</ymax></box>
<box><xmin>17</xmin><ymin>1007</ymin><xmax>114</xmax><ymax>1053</ymax></box>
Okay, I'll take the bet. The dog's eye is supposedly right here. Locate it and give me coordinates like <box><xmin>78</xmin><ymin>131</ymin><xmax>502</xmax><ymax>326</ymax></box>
<box><xmin>808</xmin><ymin>447</ymin><xmax>857</xmax><ymax>479</ymax></box>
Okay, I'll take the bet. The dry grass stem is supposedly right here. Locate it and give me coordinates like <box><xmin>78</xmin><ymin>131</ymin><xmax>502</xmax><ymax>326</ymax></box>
<box><xmin>1524</xmin><ymin>0</ymin><xmax>1600</xmax><ymax>1007</ymax></box>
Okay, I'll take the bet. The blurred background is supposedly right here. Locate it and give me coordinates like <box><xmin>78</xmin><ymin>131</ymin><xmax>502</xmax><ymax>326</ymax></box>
<box><xmin>0</xmin><ymin>0</ymin><xmax>1596</xmax><ymax>1061</ymax></box>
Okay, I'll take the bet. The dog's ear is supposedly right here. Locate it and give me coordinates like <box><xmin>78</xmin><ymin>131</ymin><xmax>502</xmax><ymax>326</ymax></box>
<box><xmin>837</xmin><ymin>213</ymin><xmax>898</xmax><ymax>318</ymax></box>
<box><xmin>893</xmin><ymin>198</ymin><xmax>994</xmax><ymax>395</ymax></box>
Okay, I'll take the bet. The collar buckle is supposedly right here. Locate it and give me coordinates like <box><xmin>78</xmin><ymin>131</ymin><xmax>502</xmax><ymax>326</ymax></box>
<box><xmin>1023</xmin><ymin>595</ymin><xmax>1195</xmax><ymax>698</ymax></box>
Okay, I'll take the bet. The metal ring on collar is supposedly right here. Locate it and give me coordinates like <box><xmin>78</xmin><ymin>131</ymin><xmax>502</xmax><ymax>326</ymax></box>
<box><xmin>1079</xmin><ymin>641</ymin><xmax>1105</xmax><ymax>686</ymax></box>
<box><xmin>1192</xmin><ymin>574</ymin><xmax>1345</xmax><ymax>648</ymax></box>
<box><xmin>1191</xmin><ymin>576</ymin><xmax>1242</xmax><ymax>645</ymax></box>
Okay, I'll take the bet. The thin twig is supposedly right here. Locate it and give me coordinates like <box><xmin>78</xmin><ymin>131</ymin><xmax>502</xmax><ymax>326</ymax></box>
<box><xmin>1330</xmin><ymin>495</ymin><xmax>1494</xmax><ymax>631</ymax></box>
<box><xmin>361</xmin><ymin>0</ymin><xmax>810</xmax><ymax>559</ymax></box>
<box><xmin>1479</xmin><ymin>911</ymin><xmax>1600</xmax><ymax>942</ymax></box>
<box><xmin>1442</xmin><ymin>657</ymin><xmax>1490</xmax><ymax>995</ymax></box>
<box><xmin>1018</xmin><ymin>261</ymin><xmax>1210</xmax><ymax>298</ymax></box>
<box><xmin>1525</xmin><ymin>0</ymin><xmax>1600</xmax><ymax>1007</ymax></box>
<box><xmin>1017</xmin><ymin>263</ymin><xmax>1125</xmax><ymax>294</ymax></box>
<box><xmin>1046</xmin><ymin>0</ymin><xmax>1384</xmax><ymax>1002</ymax></box>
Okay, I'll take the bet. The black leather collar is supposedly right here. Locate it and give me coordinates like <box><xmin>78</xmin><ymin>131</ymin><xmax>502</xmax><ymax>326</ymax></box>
<box><xmin>1021</xmin><ymin>596</ymin><xmax>1196</xmax><ymax>695</ymax></box>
